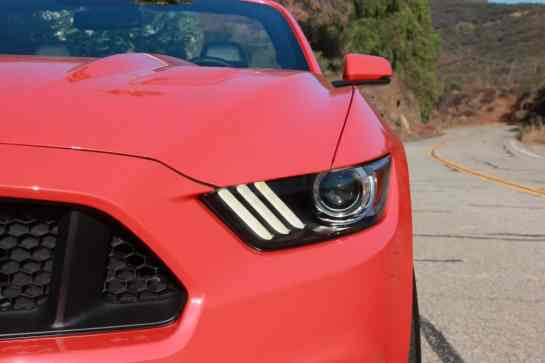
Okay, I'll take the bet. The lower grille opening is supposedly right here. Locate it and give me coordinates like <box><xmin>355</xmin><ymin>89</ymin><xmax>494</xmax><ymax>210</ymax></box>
<box><xmin>0</xmin><ymin>199</ymin><xmax>187</xmax><ymax>339</ymax></box>
<box><xmin>0</xmin><ymin>204</ymin><xmax>61</xmax><ymax>313</ymax></box>
<box><xmin>104</xmin><ymin>235</ymin><xmax>179</xmax><ymax>304</ymax></box>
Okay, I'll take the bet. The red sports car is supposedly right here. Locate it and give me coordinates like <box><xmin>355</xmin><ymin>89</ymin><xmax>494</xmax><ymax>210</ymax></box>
<box><xmin>0</xmin><ymin>0</ymin><xmax>419</xmax><ymax>362</ymax></box>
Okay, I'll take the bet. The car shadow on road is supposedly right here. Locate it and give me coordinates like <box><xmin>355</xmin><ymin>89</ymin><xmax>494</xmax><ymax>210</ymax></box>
<box><xmin>420</xmin><ymin>316</ymin><xmax>466</xmax><ymax>363</ymax></box>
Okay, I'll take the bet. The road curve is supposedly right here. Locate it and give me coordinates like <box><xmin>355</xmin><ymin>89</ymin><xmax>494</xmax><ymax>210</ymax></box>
<box><xmin>406</xmin><ymin>124</ymin><xmax>545</xmax><ymax>363</ymax></box>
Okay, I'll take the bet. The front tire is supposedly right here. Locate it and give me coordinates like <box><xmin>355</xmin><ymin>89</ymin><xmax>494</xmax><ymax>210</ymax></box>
<box><xmin>408</xmin><ymin>272</ymin><xmax>422</xmax><ymax>363</ymax></box>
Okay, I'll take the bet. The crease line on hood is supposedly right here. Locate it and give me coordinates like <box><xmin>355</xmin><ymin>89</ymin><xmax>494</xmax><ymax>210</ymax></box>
<box><xmin>0</xmin><ymin>141</ymin><xmax>219</xmax><ymax>189</ymax></box>
<box><xmin>330</xmin><ymin>86</ymin><xmax>356</xmax><ymax>169</ymax></box>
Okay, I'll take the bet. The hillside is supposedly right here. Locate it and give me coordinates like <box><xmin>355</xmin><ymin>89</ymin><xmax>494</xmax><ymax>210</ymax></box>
<box><xmin>432</xmin><ymin>0</ymin><xmax>545</xmax><ymax>126</ymax></box>
<box><xmin>433</xmin><ymin>0</ymin><xmax>545</xmax><ymax>90</ymax></box>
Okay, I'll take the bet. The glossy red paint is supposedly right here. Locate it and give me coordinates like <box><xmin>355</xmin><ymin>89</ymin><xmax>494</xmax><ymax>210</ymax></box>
<box><xmin>0</xmin><ymin>54</ymin><xmax>351</xmax><ymax>187</ymax></box>
<box><xmin>0</xmin><ymin>142</ymin><xmax>412</xmax><ymax>363</ymax></box>
<box><xmin>0</xmin><ymin>0</ymin><xmax>414</xmax><ymax>362</ymax></box>
<box><xmin>342</xmin><ymin>53</ymin><xmax>393</xmax><ymax>82</ymax></box>
<box><xmin>332</xmin><ymin>91</ymin><xmax>390</xmax><ymax>169</ymax></box>
<box><xmin>333</xmin><ymin>91</ymin><xmax>415</xmax><ymax>361</ymax></box>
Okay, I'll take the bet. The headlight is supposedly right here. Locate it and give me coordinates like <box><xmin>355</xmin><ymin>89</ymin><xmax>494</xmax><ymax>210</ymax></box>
<box><xmin>313</xmin><ymin>167</ymin><xmax>376</xmax><ymax>225</ymax></box>
<box><xmin>202</xmin><ymin>156</ymin><xmax>391</xmax><ymax>251</ymax></box>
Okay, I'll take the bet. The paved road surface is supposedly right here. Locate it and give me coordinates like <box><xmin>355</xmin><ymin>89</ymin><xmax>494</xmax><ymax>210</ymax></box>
<box><xmin>406</xmin><ymin>124</ymin><xmax>545</xmax><ymax>363</ymax></box>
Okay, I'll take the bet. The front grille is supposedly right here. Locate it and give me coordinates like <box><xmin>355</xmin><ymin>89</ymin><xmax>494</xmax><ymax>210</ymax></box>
<box><xmin>0</xmin><ymin>205</ymin><xmax>60</xmax><ymax>312</ymax></box>
<box><xmin>104</xmin><ymin>236</ymin><xmax>178</xmax><ymax>304</ymax></box>
<box><xmin>0</xmin><ymin>200</ymin><xmax>187</xmax><ymax>339</ymax></box>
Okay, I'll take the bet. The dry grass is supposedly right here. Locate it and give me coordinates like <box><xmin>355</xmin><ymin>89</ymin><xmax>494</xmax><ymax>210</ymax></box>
<box><xmin>520</xmin><ymin>124</ymin><xmax>545</xmax><ymax>145</ymax></box>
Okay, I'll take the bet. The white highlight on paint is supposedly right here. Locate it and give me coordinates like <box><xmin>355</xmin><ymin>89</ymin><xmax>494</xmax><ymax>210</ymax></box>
<box><xmin>254</xmin><ymin>182</ymin><xmax>305</xmax><ymax>230</ymax></box>
<box><xmin>236</xmin><ymin>185</ymin><xmax>290</xmax><ymax>235</ymax></box>
<box><xmin>509</xmin><ymin>139</ymin><xmax>544</xmax><ymax>159</ymax></box>
<box><xmin>143</xmin><ymin>53</ymin><xmax>169</xmax><ymax>67</ymax></box>
<box><xmin>190</xmin><ymin>297</ymin><xmax>204</xmax><ymax>306</ymax></box>
<box><xmin>217</xmin><ymin>189</ymin><xmax>273</xmax><ymax>240</ymax></box>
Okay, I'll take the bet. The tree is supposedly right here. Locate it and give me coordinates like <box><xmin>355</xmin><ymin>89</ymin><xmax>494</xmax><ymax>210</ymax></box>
<box><xmin>345</xmin><ymin>0</ymin><xmax>440</xmax><ymax>120</ymax></box>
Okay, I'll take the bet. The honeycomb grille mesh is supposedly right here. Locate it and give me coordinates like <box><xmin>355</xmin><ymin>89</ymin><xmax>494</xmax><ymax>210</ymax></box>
<box><xmin>104</xmin><ymin>236</ymin><xmax>178</xmax><ymax>304</ymax></box>
<box><xmin>0</xmin><ymin>200</ymin><xmax>186</xmax><ymax>338</ymax></box>
<box><xmin>0</xmin><ymin>206</ymin><xmax>58</xmax><ymax>312</ymax></box>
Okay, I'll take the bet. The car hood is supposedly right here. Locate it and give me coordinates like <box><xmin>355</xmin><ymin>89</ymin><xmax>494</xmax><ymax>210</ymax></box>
<box><xmin>0</xmin><ymin>53</ymin><xmax>353</xmax><ymax>186</ymax></box>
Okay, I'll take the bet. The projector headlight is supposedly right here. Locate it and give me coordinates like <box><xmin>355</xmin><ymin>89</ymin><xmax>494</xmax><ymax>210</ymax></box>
<box><xmin>313</xmin><ymin>167</ymin><xmax>376</xmax><ymax>226</ymax></box>
<box><xmin>202</xmin><ymin>156</ymin><xmax>391</xmax><ymax>251</ymax></box>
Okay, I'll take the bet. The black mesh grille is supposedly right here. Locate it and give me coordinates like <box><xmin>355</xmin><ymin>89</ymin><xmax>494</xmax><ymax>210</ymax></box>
<box><xmin>0</xmin><ymin>200</ymin><xmax>186</xmax><ymax>339</ymax></box>
<box><xmin>0</xmin><ymin>206</ymin><xmax>59</xmax><ymax>312</ymax></box>
<box><xmin>104</xmin><ymin>236</ymin><xmax>178</xmax><ymax>304</ymax></box>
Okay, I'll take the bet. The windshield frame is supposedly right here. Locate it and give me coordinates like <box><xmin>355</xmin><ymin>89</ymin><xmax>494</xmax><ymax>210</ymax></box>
<box><xmin>242</xmin><ymin>0</ymin><xmax>320</xmax><ymax>74</ymax></box>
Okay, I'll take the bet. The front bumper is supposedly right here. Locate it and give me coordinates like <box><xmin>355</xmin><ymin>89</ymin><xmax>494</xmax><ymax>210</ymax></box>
<box><xmin>0</xmin><ymin>144</ymin><xmax>413</xmax><ymax>363</ymax></box>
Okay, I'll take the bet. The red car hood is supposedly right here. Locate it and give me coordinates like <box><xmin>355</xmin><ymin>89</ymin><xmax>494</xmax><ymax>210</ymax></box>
<box><xmin>0</xmin><ymin>53</ymin><xmax>353</xmax><ymax>186</ymax></box>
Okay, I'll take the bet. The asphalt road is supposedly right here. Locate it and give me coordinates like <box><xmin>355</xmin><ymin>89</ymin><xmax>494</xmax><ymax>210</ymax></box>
<box><xmin>406</xmin><ymin>124</ymin><xmax>545</xmax><ymax>363</ymax></box>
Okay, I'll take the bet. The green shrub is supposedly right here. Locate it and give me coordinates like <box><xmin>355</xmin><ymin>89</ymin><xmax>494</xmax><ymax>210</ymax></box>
<box><xmin>344</xmin><ymin>0</ymin><xmax>441</xmax><ymax>121</ymax></box>
<box><xmin>290</xmin><ymin>0</ymin><xmax>440</xmax><ymax>121</ymax></box>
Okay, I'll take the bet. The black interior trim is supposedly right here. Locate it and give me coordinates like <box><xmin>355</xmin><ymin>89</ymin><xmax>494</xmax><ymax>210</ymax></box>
<box><xmin>332</xmin><ymin>76</ymin><xmax>392</xmax><ymax>88</ymax></box>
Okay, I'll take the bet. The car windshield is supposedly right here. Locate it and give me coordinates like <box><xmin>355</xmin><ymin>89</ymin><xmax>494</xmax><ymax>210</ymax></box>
<box><xmin>0</xmin><ymin>0</ymin><xmax>309</xmax><ymax>71</ymax></box>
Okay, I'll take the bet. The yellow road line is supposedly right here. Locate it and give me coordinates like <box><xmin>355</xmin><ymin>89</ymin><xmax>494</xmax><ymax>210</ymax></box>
<box><xmin>430</xmin><ymin>144</ymin><xmax>545</xmax><ymax>198</ymax></box>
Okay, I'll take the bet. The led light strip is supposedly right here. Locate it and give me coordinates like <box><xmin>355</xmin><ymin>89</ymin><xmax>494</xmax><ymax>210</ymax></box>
<box><xmin>236</xmin><ymin>185</ymin><xmax>290</xmax><ymax>235</ymax></box>
<box><xmin>254</xmin><ymin>182</ymin><xmax>305</xmax><ymax>230</ymax></box>
<box><xmin>217</xmin><ymin>189</ymin><xmax>273</xmax><ymax>240</ymax></box>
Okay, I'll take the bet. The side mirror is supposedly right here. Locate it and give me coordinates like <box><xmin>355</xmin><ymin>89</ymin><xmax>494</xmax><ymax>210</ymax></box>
<box><xmin>333</xmin><ymin>54</ymin><xmax>393</xmax><ymax>87</ymax></box>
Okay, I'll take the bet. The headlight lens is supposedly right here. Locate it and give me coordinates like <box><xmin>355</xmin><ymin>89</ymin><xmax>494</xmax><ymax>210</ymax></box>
<box><xmin>202</xmin><ymin>156</ymin><xmax>391</xmax><ymax>251</ymax></box>
<box><xmin>313</xmin><ymin>167</ymin><xmax>375</xmax><ymax>225</ymax></box>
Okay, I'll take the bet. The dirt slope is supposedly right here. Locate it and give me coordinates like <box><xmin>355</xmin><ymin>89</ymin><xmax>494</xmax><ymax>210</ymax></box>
<box><xmin>432</xmin><ymin>0</ymin><xmax>545</xmax><ymax>125</ymax></box>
